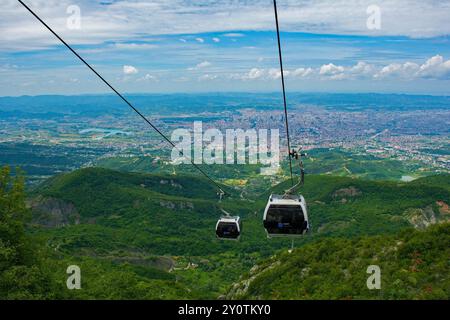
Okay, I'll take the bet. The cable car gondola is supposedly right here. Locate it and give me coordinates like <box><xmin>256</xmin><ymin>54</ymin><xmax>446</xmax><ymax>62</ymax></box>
<box><xmin>263</xmin><ymin>193</ymin><xmax>309</xmax><ymax>237</ymax></box>
<box><xmin>263</xmin><ymin>148</ymin><xmax>310</xmax><ymax>238</ymax></box>
<box><xmin>216</xmin><ymin>216</ymin><xmax>242</xmax><ymax>240</ymax></box>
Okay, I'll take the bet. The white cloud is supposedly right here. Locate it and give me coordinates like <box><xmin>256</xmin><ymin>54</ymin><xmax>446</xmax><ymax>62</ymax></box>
<box><xmin>292</xmin><ymin>67</ymin><xmax>314</xmax><ymax>78</ymax></box>
<box><xmin>123</xmin><ymin>65</ymin><xmax>139</xmax><ymax>75</ymax></box>
<box><xmin>197</xmin><ymin>61</ymin><xmax>212</xmax><ymax>68</ymax></box>
<box><xmin>238</xmin><ymin>65</ymin><xmax>339</xmax><ymax>81</ymax></box>
<box><xmin>316</xmin><ymin>61</ymin><xmax>383</xmax><ymax>80</ymax></box>
<box><xmin>114</xmin><ymin>43</ymin><xmax>158</xmax><ymax>50</ymax></box>
<box><xmin>174</xmin><ymin>76</ymin><xmax>190</xmax><ymax>82</ymax></box>
<box><xmin>3</xmin><ymin>0</ymin><xmax>450</xmax><ymax>52</ymax></box>
<box><xmin>228</xmin><ymin>68</ymin><xmax>265</xmax><ymax>80</ymax></box>
<box><xmin>245</xmin><ymin>68</ymin><xmax>265</xmax><ymax>80</ymax></box>
<box><xmin>195</xmin><ymin>38</ymin><xmax>205</xmax><ymax>43</ymax></box>
<box><xmin>349</xmin><ymin>62</ymin><xmax>375</xmax><ymax>77</ymax></box>
<box><xmin>238</xmin><ymin>68</ymin><xmax>294</xmax><ymax>81</ymax></box>
<box><xmin>417</xmin><ymin>55</ymin><xmax>450</xmax><ymax>79</ymax></box>
<box><xmin>0</xmin><ymin>64</ymin><xmax>19</xmax><ymax>72</ymax></box>
<box><xmin>138</xmin><ymin>73</ymin><xmax>158</xmax><ymax>82</ymax></box>
<box><xmin>267</xmin><ymin>68</ymin><xmax>292</xmax><ymax>80</ymax></box>
<box><xmin>268</xmin><ymin>68</ymin><xmax>281</xmax><ymax>80</ymax></box>
<box><xmin>375</xmin><ymin>55</ymin><xmax>450</xmax><ymax>80</ymax></box>
<box><xmin>234</xmin><ymin>55</ymin><xmax>450</xmax><ymax>82</ymax></box>
<box><xmin>212</xmin><ymin>37</ymin><xmax>221</xmax><ymax>43</ymax></box>
<box><xmin>375</xmin><ymin>62</ymin><xmax>419</xmax><ymax>79</ymax></box>
<box><xmin>319</xmin><ymin>63</ymin><xmax>345</xmax><ymax>76</ymax></box>
<box><xmin>322</xmin><ymin>62</ymin><xmax>376</xmax><ymax>80</ymax></box>
<box><xmin>189</xmin><ymin>61</ymin><xmax>212</xmax><ymax>70</ymax></box>
<box><xmin>199</xmin><ymin>74</ymin><xmax>217</xmax><ymax>81</ymax></box>
<box><xmin>223</xmin><ymin>33</ymin><xmax>245</xmax><ymax>38</ymax></box>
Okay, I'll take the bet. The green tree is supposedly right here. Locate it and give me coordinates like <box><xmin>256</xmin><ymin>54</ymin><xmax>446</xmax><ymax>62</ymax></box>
<box><xmin>0</xmin><ymin>166</ymin><xmax>53</xmax><ymax>299</ymax></box>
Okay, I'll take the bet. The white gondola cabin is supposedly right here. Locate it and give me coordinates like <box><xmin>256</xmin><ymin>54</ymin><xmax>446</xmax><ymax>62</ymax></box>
<box><xmin>216</xmin><ymin>216</ymin><xmax>242</xmax><ymax>240</ymax></box>
<box><xmin>263</xmin><ymin>194</ymin><xmax>309</xmax><ymax>237</ymax></box>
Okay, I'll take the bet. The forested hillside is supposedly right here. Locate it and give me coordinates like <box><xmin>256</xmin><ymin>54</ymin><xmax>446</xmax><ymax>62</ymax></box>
<box><xmin>227</xmin><ymin>223</ymin><xmax>450</xmax><ymax>300</ymax></box>
<box><xmin>1</xmin><ymin>165</ymin><xmax>449</xmax><ymax>299</ymax></box>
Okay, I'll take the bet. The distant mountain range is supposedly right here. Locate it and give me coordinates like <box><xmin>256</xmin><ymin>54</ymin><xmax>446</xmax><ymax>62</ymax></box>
<box><xmin>1</xmin><ymin>92</ymin><xmax>449</xmax><ymax>118</ymax></box>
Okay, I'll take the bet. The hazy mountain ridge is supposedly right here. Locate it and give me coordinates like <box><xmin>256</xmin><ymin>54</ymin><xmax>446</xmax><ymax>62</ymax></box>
<box><xmin>1</xmin><ymin>93</ymin><xmax>449</xmax><ymax>117</ymax></box>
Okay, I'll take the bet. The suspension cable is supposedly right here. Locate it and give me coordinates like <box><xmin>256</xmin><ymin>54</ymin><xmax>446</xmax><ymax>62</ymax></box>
<box><xmin>17</xmin><ymin>0</ymin><xmax>226</xmax><ymax>195</ymax></box>
<box><xmin>273</xmin><ymin>0</ymin><xmax>294</xmax><ymax>186</ymax></box>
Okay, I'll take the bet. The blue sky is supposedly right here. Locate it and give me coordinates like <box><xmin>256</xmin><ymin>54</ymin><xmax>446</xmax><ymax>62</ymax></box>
<box><xmin>1</xmin><ymin>0</ymin><xmax>450</xmax><ymax>96</ymax></box>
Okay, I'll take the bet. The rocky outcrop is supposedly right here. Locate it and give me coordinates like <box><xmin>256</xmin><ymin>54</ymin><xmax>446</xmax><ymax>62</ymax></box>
<box><xmin>29</xmin><ymin>196</ymin><xmax>80</xmax><ymax>228</ymax></box>
<box><xmin>333</xmin><ymin>186</ymin><xmax>362</xmax><ymax>199</ymax></box>
<box><xmin>403</xmin><ymin>206</ymin><xmax>437</xmax><ymax>229</ymax></box>
<box><xmin>159</xmin><ymin>200</ymin><xmax>194</xmax><ymax>211</ymax></box>
<box><xmin>225</xmin><ymin>260</ymin><xmax>281</xmax><ymax>299</ymax></box>
<box><xmin>110</xmin><ymin>255</ymin><xmax>175</xmax><ymax>272</ymax></box>
<box><xmin>436</xmin><ymin>201</ymin><xmax>449</xmax><ymax>215</ymax></box>
<box><xmin>160</xmin><ymin>179</ymin><xmax>183</xmax><ymax>189</ymax></box>
<box><xmin>404</xmin><ymin>203</ymin><xmax>450</xmax><ymax>229</ymax></box>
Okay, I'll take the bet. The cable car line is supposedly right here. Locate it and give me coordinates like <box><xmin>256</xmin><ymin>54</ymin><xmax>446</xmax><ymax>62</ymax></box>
<box><xmin>17</xmin><ymin>0</ymin><xmax>226</xmax><ymax>196</ymax></box>
<box><xmin>283</xmin><ymin>149</ymin><xmax>306</xmax><ymax>196</ymax></box>
<box><xmin>262</xmin><ymin>0</ymin><xmax>310</xmax><ymax>239</ymax></box>
<box><xmin>273</xmin><ymin>0</ymin><xmax>294</xmax><ymax>187</ymax></box>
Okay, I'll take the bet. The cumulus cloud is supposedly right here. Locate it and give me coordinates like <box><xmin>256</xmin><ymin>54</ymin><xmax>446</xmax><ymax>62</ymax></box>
<box><xmin>188</xmin><ymin>61</ymin><xmax>212</xmax><ymax>71</ymax></box>
<box><xmin>319</xmin><ymin>63</ymin><xmax>345</xmax><ymax>76</ymax></box>
<box><xmin>197</xmin><ymin>61</ymin><xmax>212</xmax><ymax>68</ymax></box>
<box><xmin>317</xmin><ymin>62</ymin><xmax>376</xmax><ymax>80</ymax></box>
<box><xmin>375</xmin><ymin>55</ymin><xmax>450</xmax><ymax>80</ymax></box>
<box><xmin>114</xmin><ymin>43</ymin><xmax>158</xmax><ymax>50</ymax></box>
<box><xmin>138</xmin><ymin>73</ymin><xmax>158</xmax><ymax>82</ymax></box>
<box><xmin>348</xmin><ymin>62</ymin><xmax>375</xmax><ymax>77</ymax></box>
<box><xmin>123</xmin><ymin>65</ymin><xmax>139</xmax><ymax>75</ymax></box>
<box><xmin>268</xmin><ymin>68</ymin><xmax>282</xmax><ymax>80</ymax></box>
<box><xmin>199</xmin><ymin>74</ymin><xmax>217</xmax><ymax>81</ymax></box>
<box><xmin>292</xmin><ymin>67</ymin><xmax>314</xmax><ymax>78</ymax></box>
<box><xmin>223</xmin><ymin>33</ymin><xmax>245</xmax><ymax>38</ymax></box>
<box><xmin>375</xmin><ymin>62</ymin><xmax>419</xmax><ymax>79</ymax></box>
<box><xmin>212</xmin><ymin>37</ymin><xmax>221</xmax><ymax>43</ymax></box>
<box><xmin>244</xmin><ymin>68</ymin><xmax>265</xmax><ymax>80</ymax></box>
<box><xmin>234</xmin><ymin>55</ymin><xmax>450</xmax><ymax>82</ymax></box>
<box><xmin>237</xmin><ymin>67</ymin><xmax>305</xmax><ymax>81</ymax></box>
<box><xmin>417</xmin><ymin>55</ymin><xmax>450</xmax><ymax>79</ymax></box>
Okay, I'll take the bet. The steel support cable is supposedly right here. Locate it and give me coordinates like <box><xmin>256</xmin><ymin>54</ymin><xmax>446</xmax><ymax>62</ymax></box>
<box><xmin>273</xmin><ymin>0</ymin><xmax>294</xmax><ymax>186</ymax></box>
